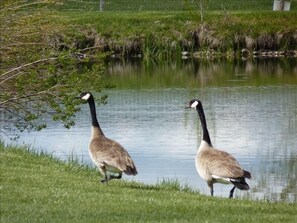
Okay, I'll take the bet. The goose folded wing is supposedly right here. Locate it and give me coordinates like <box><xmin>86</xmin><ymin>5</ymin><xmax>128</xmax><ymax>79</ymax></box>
<box><xmin>204</xmin><ymin>149</ymin><xmax>244</xmax><ymax>179</ymax></box>
<box><xmin>90</xmin><ymin>137</ymin><xmax>136</xmax><ymax>173</ymax></box>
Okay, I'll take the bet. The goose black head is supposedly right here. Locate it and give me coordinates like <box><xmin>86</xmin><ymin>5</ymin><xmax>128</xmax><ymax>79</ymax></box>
<box><xmin>185</xmin><ymin>99</ymin><xmax>201</xmax><ymax>109</ymax></box>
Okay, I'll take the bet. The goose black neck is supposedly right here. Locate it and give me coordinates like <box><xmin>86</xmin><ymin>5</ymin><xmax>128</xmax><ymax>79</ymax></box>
<box><xmin>87</xmin><ymin>95</ymin><xmax>103</xmax><ymax>134</ymax></box>
<box><xmin>196</xmin><ymin>102</ymin><xmax>212</xmax><ymax>146</ymax></box>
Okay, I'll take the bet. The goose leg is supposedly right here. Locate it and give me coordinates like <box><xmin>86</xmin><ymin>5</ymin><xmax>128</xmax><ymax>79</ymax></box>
<box><xmin>100</xmin><ymin>175</ymin><xmax>109</xmax><ymax>184</ymax></box>
<box><xmin>207</xmin><ymin>182</ymin><xmax>214</xmax><ymax>196</ymax></box>
<box><xmin>229</xmin><ymin>186</ymin><xmax>236</xmax><ymax>198</ymax></box>
<box><xmin>99</xmin><ymin>166</ymin><xmax>109</xmax><ymax>184</ymax></box>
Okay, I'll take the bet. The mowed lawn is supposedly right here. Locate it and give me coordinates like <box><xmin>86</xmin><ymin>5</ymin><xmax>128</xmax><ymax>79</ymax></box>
<box><xmin>1</xmin><ymin>143</ymin><xmax>296</xmax><ymax>223</ymax></box>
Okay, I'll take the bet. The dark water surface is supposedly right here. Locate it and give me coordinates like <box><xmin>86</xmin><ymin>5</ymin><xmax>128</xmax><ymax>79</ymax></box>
<box><xmin>4</xmin><ymin>58</ymin><xmax>297</xmax><ymax>202</ymax></box>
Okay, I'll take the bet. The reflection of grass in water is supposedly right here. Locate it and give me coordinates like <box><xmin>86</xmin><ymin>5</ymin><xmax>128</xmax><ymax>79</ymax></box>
<box><xmin>104</xmin><ymin>59</ymin><xmax>297</xmax><ymax>89</ymax></box>
<box><xmin>282</xmin><ymin>157</ymin><xmax>297</xmax><ymax>202</ymax></box>
<box><xmin>250</xmin><ymin>150</ymin><xmax>297</xmax><ymax>203</ymax></box>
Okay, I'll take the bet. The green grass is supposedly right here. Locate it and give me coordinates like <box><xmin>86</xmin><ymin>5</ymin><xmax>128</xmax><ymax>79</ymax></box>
<box><xmin>1</xmin><ymin>143</ymin><xmax>297</xmax><ymax>222</ymax></box>
<box><xmin>62</xmin><ymin>10</ymin><xmax>297</xmax><ymax>36</ymax></box>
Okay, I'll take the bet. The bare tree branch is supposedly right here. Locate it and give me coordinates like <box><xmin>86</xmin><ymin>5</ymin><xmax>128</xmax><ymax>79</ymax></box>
<box><xmin>1</xmin><ymin>106</ymin><xmax>25</xmax><ymax>120</ymax></box>
<box><xmin>0</xmin><ymin>88</ymin><xmax>53</xmax><ymax>106</ymax></box>
<box><xmin>0</xmin><ymin>58</ymin><xmax>57</xmax><ymax>78</ymax></box>
<box><xmin>0</xmin><ymin>71</ymin><xmax>24</xmax><ymax>84</ymax></box>
<box><xmin>0</xmin><ymin>129</ymin><xmax>11</xmax><ymax>139</ymax></box>
<box><xmin>0</xmin><ymin>1</ymin><xmax>54</xmax><ymax>12</ymax></box>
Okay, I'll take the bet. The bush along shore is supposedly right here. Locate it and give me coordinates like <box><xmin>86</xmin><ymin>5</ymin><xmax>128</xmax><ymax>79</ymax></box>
<box><xmin>1</xmin><ymin>143</ymin><xmax>297</xmax><ymax>223</ymax></box>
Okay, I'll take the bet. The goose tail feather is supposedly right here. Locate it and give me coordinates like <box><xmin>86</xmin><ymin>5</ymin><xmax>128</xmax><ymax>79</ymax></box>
<box><xmin>124</xmin><ymin>166</ymin><xmax>138</xmax><ymax>175</ymax></box>
<box><xmin>231</xmin><ymin>177</ymin><xmax>250</xmax><ymax>190</ymax></box>
<box><xmin>243</xmin><ymin>170</ymin><xmax>251</xmax><ymax>179</ymax></box>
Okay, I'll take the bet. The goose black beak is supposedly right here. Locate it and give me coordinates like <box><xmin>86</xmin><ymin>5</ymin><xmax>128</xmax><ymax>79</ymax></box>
<box><xmin>185</xmin><ymin>106</ymin><xmax>191</xmax><ymax>109</ymax></box>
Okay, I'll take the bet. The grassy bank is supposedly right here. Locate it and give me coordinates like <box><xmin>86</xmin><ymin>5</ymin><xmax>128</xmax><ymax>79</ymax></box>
<box><xmin>61</xmin><ymin>10</ymin><xmax>297</xmax><ymax>59</ymax></box>
<box><xmin>1</xmin><ymin>143</ymin><xmax>296</xmax><ymax>222</ymax></box>
<box><xmin>2</xmin><ymin>1</ymin><xmax>297</xmax><ymax>69</ymax></box>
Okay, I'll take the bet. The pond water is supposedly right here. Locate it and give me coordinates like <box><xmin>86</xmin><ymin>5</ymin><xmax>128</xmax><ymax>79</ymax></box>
<box><xmin>3</xmin><ymin>58</ymin><xmax>297</xmax><ymax>202</ymax></box>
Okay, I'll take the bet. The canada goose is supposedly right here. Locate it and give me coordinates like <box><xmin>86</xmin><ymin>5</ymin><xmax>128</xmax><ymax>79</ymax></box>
<box><xmin>78</xmin><ymin>92</ymin><xmax>137</xmax><ymax>183</ymax></box>
<box><xmin>186</xmin><ymin>99</ymin><xmax>251</xmax><ymax>198</ymax></box>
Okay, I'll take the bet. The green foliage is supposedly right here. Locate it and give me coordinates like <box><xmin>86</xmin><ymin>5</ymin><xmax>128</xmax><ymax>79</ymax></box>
<box><xmin>0</xmin><ymin>1</ymin><xmax>109</xmax><ymax>136</ymax></box>
<box><xmin>1</xmin><ymin>143</ymin><xmax>297</xmax><ymax>223</ymax></box>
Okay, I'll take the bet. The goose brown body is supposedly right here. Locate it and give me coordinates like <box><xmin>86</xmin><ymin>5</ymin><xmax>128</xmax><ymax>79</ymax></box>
<box><xmin>187</xmin><ymin>99</ymin><xmax>251</xmax><ymax>198</ymax></box>
<box><xmin>89</xmin><ymin>127</ymin><xmax>138</xmax><ymax>176</ymax></box>
<box><xmin>196</xmin><ymin>141</ymin><xmax>251</xmax><ymax>190</ymax></box>
<box><xmin>79</xmin><ymin>92</ymin><xmax>137</xmax><ymax>183</ymax></box>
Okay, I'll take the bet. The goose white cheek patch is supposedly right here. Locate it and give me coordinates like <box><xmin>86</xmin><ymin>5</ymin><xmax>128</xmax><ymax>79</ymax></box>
<box><xmin>82</xmin><ymin>93</ymin><xmax>91</xmax><ymax>100</ymax></box>
<box><xmin>191</xmin><ymin>101</ymin><xmax>199</xmax><ymax>108</ymax></box>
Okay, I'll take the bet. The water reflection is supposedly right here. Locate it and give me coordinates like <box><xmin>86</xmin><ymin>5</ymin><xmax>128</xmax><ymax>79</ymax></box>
<box><xmin>2</xmin><ymin>59</ymin><xmax>297</xmax><ymax>202</ymax></box>
<box><xmin>104</xmin><ymin>57</ymin><xmax>297</xmax><ymax>88</ymax></box>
